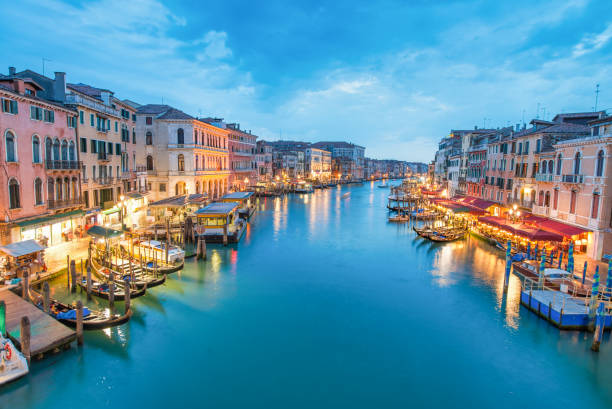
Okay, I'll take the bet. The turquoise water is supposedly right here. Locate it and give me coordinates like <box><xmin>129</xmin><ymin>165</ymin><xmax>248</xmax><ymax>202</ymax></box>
<box><xmin>2</xmin><ymin>182</ymin><xmax>611</xmax><ymax>408</ymax></box>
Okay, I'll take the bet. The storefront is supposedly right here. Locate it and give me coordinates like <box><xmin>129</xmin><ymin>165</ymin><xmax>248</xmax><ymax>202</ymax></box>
<box><xmin>15</xmin><ymin>210</ymin><xmax>85</xmax><ymax>247</ymax></box>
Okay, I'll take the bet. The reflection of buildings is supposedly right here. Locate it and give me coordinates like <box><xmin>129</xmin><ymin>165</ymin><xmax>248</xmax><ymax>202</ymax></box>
<box><xmin>0</xmin><ymin>67</ymin><xmax>83</xmax><ymax>246</ymax></box>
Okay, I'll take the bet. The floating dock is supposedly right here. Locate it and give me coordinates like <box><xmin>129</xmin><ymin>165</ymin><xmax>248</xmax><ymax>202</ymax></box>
<box><xmin>520</xmin><ymin>289</ymin><xmax>612</xmax><ymax>330</ymax></box>
<box><xmin>0</xmin><ymin>290</ymin><xmax>76</xmax><ymax>358</ymax></box>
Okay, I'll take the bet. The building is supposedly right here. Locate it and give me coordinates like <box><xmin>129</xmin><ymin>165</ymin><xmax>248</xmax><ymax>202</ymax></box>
<box><xmin>226</xmin><ymin>123</ymin><xmax>257</xmax><ymax>190</ymax></box>
<box><xmin>64</xmin><ymin>82</ymin><xmax>139</xmax><ymax>225</ymax></box>
<box><xmin>0</xmin><ymin>67</ymin><xmax>83</xmax><ymax>246</ymax></box>
<box><xmin>255</xmin><ymin>141</ymin><xmax>273</xmax><ymax>182</ymax></box>
<box><xmin>311</xmin><ymin>141</ymin><xmax>365</xmax><ymax>180</ymax></box>
<box><xmin>136</xmin><ymin>105</ymin><xmax>230</xmax><ymax>201</ymax></box>
<box><xmin>304</xmin><ymin>147</ymin><xmax>331</xmax><ymax>181</ymax></box>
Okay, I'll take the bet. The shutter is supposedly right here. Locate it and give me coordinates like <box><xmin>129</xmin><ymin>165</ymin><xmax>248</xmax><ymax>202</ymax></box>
<box><xmin>10</xmin><ymin>100</ymin><xmax>18</xmax><ymax>114</ymax></box>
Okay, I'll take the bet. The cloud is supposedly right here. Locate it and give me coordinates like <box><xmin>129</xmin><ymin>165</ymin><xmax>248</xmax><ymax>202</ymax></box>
<box><xmin>572</xmin><ymin>22</ymin><xmax>612</xmax><ymax>57</ymax></box>
<box><xmin>197</xmin><ymin>31</ymin><xmax>233</xmax><ymax>60</ymax></box>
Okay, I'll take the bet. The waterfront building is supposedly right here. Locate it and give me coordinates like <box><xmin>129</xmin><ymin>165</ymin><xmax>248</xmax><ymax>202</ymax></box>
<box><xmin>311</xmin><ymin>141</ymin><xmax>365</xmax><ymax>180</ymax></box>
<box><xmin>135</xmin><ymin>106</ymin><xmax>230</xmax><ymax>201</ymax></box>
<box><xmin>255</xmin><ymin>141</ymin><xmax>273</xmax><ymax>182</ymax></box>
<box><xmin>304</xmin><ymin>147</ymin><xmax>331</xmax><ymax>181</ymax></box>
<box><xmin>0</xmin><ymin>67</ymin><xmax>83</xmax><ymax>246</ymax></box>
<box><xmin>465</xmin><ymin>133</ymin><xmax>489</xmax><ymax>197</ymax></box>
<box><xmin>64</xmin><ymin>82</ymin><xmax>139</xmax><ymax>226</ymax></box>
<box><xmin>226</xmin><ymin>123</ymin><xmax>257</xmax><ymax>191</ymax></box>
<box><xmin>446</xmin><ymin>153</ymin><xmax>461</xmax><ymax>197</ymax></box>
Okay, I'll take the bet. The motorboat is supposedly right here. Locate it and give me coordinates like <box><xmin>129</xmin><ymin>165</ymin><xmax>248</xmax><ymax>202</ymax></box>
<box><xmin>0</xmin><ymin>334</ymin><xmax>28</xmax><ymax>385</ymax></box>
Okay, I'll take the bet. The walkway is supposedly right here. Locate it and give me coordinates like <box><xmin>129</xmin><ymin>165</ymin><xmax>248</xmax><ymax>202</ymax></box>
<box><xmin>44</xmin><ymin>238</ymin><xmax>90</xmax><ymax>274</ymax></box>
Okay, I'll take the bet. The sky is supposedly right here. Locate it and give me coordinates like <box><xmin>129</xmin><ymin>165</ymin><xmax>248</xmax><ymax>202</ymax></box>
<box><xmin>1</xmin><ymin>0</ymin><xmax>612</xmax><ymax>161</ymax></box>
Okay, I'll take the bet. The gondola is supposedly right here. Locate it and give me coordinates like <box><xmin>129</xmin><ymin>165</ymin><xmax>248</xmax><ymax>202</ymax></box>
<box><xmin>389</xmin><ymin>213</ymin><xmax>410</xmax><ymax>222</ymax></box>
<box><xmin>76</xmin><ymin>276</ymin><xmax>146</xmax><ymax>301</ymax></box>
<box><xmin>427</xmin><ymin>230</ymin><xmax>467</xmax><ymax>242</ymax></box>
<box><xmin>92</xmin><ymin>256</ymin><xmax>168</xmax><ymax>289</ymax></box>
<box><xmin>29</xmin><ymin>289</ymin><xmax>132</xmax><ymax>330</ymax></box>
<box><xmin>413</xmin><ymin>225</ymin><xmax>432</xmax><ymax>237</ymax></box>
<box><xmin>141</xmin><ymin>260</ymin><xmax>184</xmax><ymax>275</ymax></box>
<box><xmin>511</xmin><ymin>261</ymin><xmax>592</xmax><ymax>297</ymax></box>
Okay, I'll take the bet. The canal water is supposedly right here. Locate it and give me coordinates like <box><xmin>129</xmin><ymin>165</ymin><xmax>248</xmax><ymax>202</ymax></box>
<box><xmin>2</xmin><ymin>182</ymin><xmax>611</xmax><ymax>408</ymax></box>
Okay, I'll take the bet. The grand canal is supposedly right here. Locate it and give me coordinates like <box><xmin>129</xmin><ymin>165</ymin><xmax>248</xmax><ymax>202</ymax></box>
<box><xmin>2</xmin><ymin>182</ymin><xmax>611</xmax><ymax>408</ymax></box>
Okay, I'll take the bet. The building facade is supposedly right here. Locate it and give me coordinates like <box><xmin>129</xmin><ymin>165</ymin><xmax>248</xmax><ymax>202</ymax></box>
<box><xmin>226</xmin><ymin>123</ymin><xmax>257</xmax><ymax>190</ymax></box>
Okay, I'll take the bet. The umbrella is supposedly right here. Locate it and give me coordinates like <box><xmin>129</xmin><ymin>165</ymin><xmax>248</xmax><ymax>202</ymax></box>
<box><xmin>568</xmin><ymin>242</ymin><xmax>574</xmax><ymax>275</ymax></box>
<box><xmin>526</xmin><ymin>242</ymin><xmax>531</xmax><ymax>260</ymax></box>
<box><xmin>557</xmin><ymin>251</ymin><xmax>563</xmax><ymax>269</ymax></box>
<box><xmin>538</xmin><ymin>249</ymin><xmax>546</xmax><ymax>288</ymax></box>
<box><xmin>582</xmin><ymin>261</ymin><xmax>588</xmax><ymax>285</ymax></box>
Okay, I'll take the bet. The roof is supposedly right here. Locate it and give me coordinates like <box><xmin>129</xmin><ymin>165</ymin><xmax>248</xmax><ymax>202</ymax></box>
<box><xmin>67</xmin><ymin>83</ymin><xmax>113</xmax><ymax>100</ymax></box>
<box><xmin>157</xmin><ymin>107</ymin><xmax>194</xmax><ymax>120</ymax></box>
<box><xmin>86</xmin><ymin>225</ymin><xmax>124</xmax><ymax>239</ymax></box>
<box><xmin>0</xmin><ymin>240</ymin><xmax>45</xmax><ymax>258</ymax></box>
<box><xmin>311</xmin><ymin>141</ymin><xmax>365</xmax><ymax>150</ymax></box>
<box><xmin>194</xmin><ymin>202</ymin><xmax>238</xmax><ymax>216</ymax></box>
<box><xmin>15</xmin><ymin>210</ymin><xmax>84</xmax><ymax>229</ymax></box>
<box><xmin>136</xmin><ymin>104</ymin><xmax>193</xmax><ymax>120</ymax></box>
<box><xmin>149</xmin><ymin>194</ymin><xmax>208</xmax><ymax>208</ymax></box>
<box><xmin>136</xmin><ymin>104</ymin><xmax>172</xmax><ymax>114</ymax></box>
<box><xmin>222</xmin><ymin>191</ymin><xmax>254</xmax><ymax>200</ymax></box>
<box><xmin>552</xmin><ymin>112</ymin><xmax>605</xmax><ymax>123</ymax></box>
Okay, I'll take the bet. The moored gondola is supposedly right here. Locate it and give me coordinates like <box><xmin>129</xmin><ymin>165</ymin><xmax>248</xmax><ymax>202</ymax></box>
<box><xmin>76</xmin><ymin>276</ymin><xmax>146</xmax><ymax>301</ymax></box>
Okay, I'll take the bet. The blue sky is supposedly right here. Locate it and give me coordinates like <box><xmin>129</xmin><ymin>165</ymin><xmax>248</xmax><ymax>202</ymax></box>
<box><xmin>1</xmin><ymin>0</ymin><xmax>611</xmax><ymax>161</ymax></box>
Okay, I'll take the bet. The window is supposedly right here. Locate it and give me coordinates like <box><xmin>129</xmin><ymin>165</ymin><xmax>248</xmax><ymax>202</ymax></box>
<box><xmin>556</xmin><ymin>154</ymin><xmax>562</xmax><ymax>175</ymax></box>
<box><xmin>159</xmin><ymin>183</ymin><xmax>166</xmax><ymax>192</ymax></box>
<box><xmin>573</xmin><ymin>152</ymin><xmax>581</xmax><ymax>175</ymax></box>
<box><xmin>548</xmin><ymin>160</ymin><xmax>553</xmax><ymax>174</ymax></box>
<box><xmin>91</xmin><ymin>139</ymin><xmax>98</xmax><ymax>153</ymax></box>
<box><xmin>132</xmin><ymin>128</ymin><xmax>136</xmax><ymax>144</ymax></box>
<box><xmin>90</xmin><ymin>113</ymin><xmax>94</xmax><ymax>127</ymax></box>
<box><xmin>67</xmin><ymin>115</ymin><xmax>76</xmax><ymax>128</ymax></box>
<box><xmin>115</xmin><ymin>121</ymin><xmax>118</xmax><ymax>132</ymax></box>
<box><xmin>553</xmin><ymin>189</ymin><xmax>559</xmax><ymax>210</ymax></box>
<box><xmin>569</xmin><ymin>190</ymin><xmax>577</xmax><ymax>214</ymax></box>
<box><xmin>544</xmin><ymin>191</ymin><xmax>550</xmax><ymax>207</ymax></box>
<box><xmin>107</xmin><ymin>142</ymin><xmax>113</xmax><ymax>155</ymax></box>
<box><xmin>43</xmin><ymin>109</ymin><xmax>55</xmax><ymax>123</ymax></box>
<box><xmin>32</xmin><ymin>136</ymin><xmax>40</xmax><ymax>163</ymax></box>
<box><xmin>5</xmin><ymin>131</ymin><xmax>16</xmax><ymax>162</ymax></box>
<box><xmin>30</xmin><ymin>106</ymin><xmax>43</xmax><ymax>120</ymax></box>
<box><xmin>146</xmin><ymin>131</ymin><xmax>152</xmax><ymax>145</ymax></box>
<box><xmin>34</xmin><ymin>178</ymin><xmax>43</xmax><ymax>205</ymax></box>
<box><xmin>8</xmin><ymin>179</ymin><xmax>20</xmax><ymax>209</ymax></box>
<box><xmin>177</xmin><ymin>128</ymin><xmax>184</xmax><ymax>145</ymax></box>
<box><xmin>178</xmin><ymin>154</ymin><xmax>185</xmax><ymax>171</ymax></box>
<box><xmin>536</xmin><ymin>139</ymin><xmax>541</xmax><ymax>153</ymax></box>
<box><xmin>596</xmin><ymin>150</ymin><xmax>604</xmax><ymax>177</ymax></box>
<box><xmin>592</xmin><ymin>193</ymin><xmax>600</xmax><ymax>219</ymax></box>
<box><xmin>115</xmin><ymin>143</ymin><xmax>121</xmax><ymax>155</ymax></box>
<box><xmin>69</xmin><ymin>141</ymin><xmax>75</xmax><ymax>161</ymax></box>
<box><xmin>146</xmin><ymin>155</ymin><xmax>153</xmax><ymax>171</ymax></box>
<box><xmin>79</xmin><ymin>110</ymin><xmax>84</xmax><ymax>124</ymax></box>
<box><xmin>146</xmin><ymin>116</ymin><xmax>152</xmax><ymax>125</ymax></box>
<box><xmin>80</xmin><ymin>137</ymin><xmax>87</xmax><ymax>153</ymax></box>
<box><xmin>1</xmin><ymin>98</ymin><xmax>18</xmax><ymax>114</ymax></box>
<box><xmin>61</xmin><ymin>140</ymin><xmax>68</xmax><ymax>161</ymax></box>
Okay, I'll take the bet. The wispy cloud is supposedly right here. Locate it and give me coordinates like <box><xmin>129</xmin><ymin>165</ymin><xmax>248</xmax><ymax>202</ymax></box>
<box><xmin>572</xmin><ymin>23</ymin><xmax>612</xmax><ymax>57</ymax></box>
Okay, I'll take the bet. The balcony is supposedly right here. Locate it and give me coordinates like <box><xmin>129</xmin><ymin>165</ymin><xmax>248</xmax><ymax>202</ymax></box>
<box><xmin>508</xmin><ymin>198</ymin><xmax>533</xmax><ymax>210</ymax></box>
<box><xmin>45</xmin><ymin>160</ymin><xmax>82</xmax><ymax>171</ymax></box>
<box><xmin>48</xmin><ymin>198</ymin><xmax>83</xmax><ymax>210</ymax></box>
<box><xmin>94</xmin><ymin>177</ymin><xmax>115</xmax><ymax>185</ymax></box>
<box><xmin>120</xmin><ymin>171</ymin><xmax>135</xmax><ymax>180</ymax></box>
<box><xmin>535</xmin><ymin>174</ymin><xmax>553</xmax><ymax>182</ymax></box>
<box><xmin>562</xmin><ymin>174</ymin><xmax>584</xmax><ymax>183</ymax></box>
<box><xmin>98</xmin><ymin>152</ymin><xmax>109</xmax><ymax>162</ymax></box>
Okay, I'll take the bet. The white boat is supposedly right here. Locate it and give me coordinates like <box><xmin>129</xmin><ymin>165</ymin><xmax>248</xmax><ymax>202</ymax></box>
<box><xmin>134</xmin><ymin>240</ymin><xmax>185</xmax><ymax>264</ymax></box>
<box><xmin>0</xmin><ymin>334</ymin><xmax>29</xmax><ymax>385</ymax></box>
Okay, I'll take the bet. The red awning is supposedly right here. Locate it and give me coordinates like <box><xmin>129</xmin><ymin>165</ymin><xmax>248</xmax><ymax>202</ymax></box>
<box><xmin>478</xmin><ymin>216</ymin><xmax>513</xmax><ymax>232</ymax></box>
<box><xmin>513</xmin><ymin>226</ymin><xmax>564</xmax><ymax>242</ymax></box>
<box><xmin>522</xmin><ymin>214</ymin><xmax>590</xmax><ymax>237</ymax></box>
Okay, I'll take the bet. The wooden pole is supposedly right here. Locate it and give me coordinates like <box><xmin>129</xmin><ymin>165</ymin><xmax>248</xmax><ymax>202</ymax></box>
<box><xmin>80</xmin><ymin>259</ymin><xmax>84</xmax><ymax>283</ymax></box>
<box><xmin>43</xmin><ymin>281</ymin><xmax>50</xmax><ymax>313</ymax></box>
<box><xmin>20</xmin><ymin>316</ymin><xmax>31</xmax><ymax>364</ymax></box>
<box><xmin>124</xmin><ymin>278</ymin><xmax>131</xmax><ymax>315</ymax></box>
<box><xmin>22</xmin><ymin>268</ymin><xmax>29</xmax><ymax>300</ymax></box>
<box><xmin>70</xmin><ymin>260</ymin><xmax>77</xmax><ymax>293</ymax></box>
<box><xmin>66</xmin><ymin>255</ymin><xmax>70</xmax><ymax>288</ymax></box>
<box><xmin>86</xmin><ymin>266</ymin><xmax>92</xmax><ymax>300</ymax></box>
<box><xmin>0</xmin><ymin>301</ymin><xmax>6</xmax><ymax>337</ymax></box>
<box><xmin>109</xmin><ymin>273</ymin><xmax>115</xmax><ymax>311</ymax></box>
<box><xmin>76</xmin><ymin>300</ymin><xmax>83</xmax><ymax>346</ymax></box>
<box><xmin>591</xmin><ymin>301</ymin><xmax>605</xmax><ymax>352</ymax></box>
<box><xmin>129</xmin><ymin>258</ymin><xmax>134</xmax><ymax>283</ymax></box>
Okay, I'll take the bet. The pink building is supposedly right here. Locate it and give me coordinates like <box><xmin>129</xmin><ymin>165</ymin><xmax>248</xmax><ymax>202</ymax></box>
<box><xmin>226</xmin><ymin>123</ymin><xmax>257</xmax><ymax>190</ymax></box>
<box><xmin>0</xmin><ymin>67</ymin><xmax>82</xmax><ymax>246</ymax></box>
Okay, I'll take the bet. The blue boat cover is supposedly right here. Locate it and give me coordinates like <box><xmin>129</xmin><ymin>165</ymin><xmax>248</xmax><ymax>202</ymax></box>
<box><xmin>56</xmin><ymin>307</ymin><xmax>90</xmax><ymax>320</ymax></box>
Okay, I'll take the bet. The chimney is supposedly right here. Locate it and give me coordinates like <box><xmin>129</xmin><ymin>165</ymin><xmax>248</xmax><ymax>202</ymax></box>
<box><xmin>53</xmin><ymin>72</ymin><xmax>66</xmax><ymax>102</ymax></box>
<box><xmin>14</xmin><ymin>79</ymin><xmax>25</xmax><ymax>95</ymax></box>
<box><xmin>100</xmin><ymin>90</ymin><xmax>111</xmax><ymax>106</ymax></box>
<box><xmin>8</xmin><ymin>66</ymin><xmax>16</xmax><ymax>76</ymax></box>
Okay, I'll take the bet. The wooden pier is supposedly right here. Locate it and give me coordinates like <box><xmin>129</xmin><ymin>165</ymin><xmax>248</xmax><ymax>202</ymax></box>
<box><xmin>0</xmin><ymin>290</ymin><xmax>75</xmax><ymax>358</ymax></box>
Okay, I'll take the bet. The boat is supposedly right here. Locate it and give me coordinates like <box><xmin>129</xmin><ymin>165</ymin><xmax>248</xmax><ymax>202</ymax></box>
<box><xmin>389</xmin><ymin>213</ymin><xmax>410</xmax><ymax>222</ymax></box>
<box><xmin>141</xmin><ymin>260</ymin><xmax>184</xmax><ymax>275</ymax></box>
<box><xmin>76</xmin><ymin>275</ymin><xmax>146</xmax><ymax>301</ymax></box>
<box><xmin>0</xmin><ymin>334</ymin><xmax>28</xmax><ymax>385</ymax></box>
<box><xmin>92</xmin><ymin>256</ymin><xmax>168</xmax><ymax>289</ymax></box>
<box><xmin>512</xmin><ymin>261</ymin><xmax>592</xmax><ymax>297</ymax></box>
<box><xmin>378</xmin><ymin>184</ymin><xmax>389</xmax><ymax>188</ymax></box>
<box><xmin>29</xmin><ymin>289</ymin><xmax>132</xmax><ymax>330</ymax></box>
<box><xmin>427</xmin><ymin>229</ymin><xmax>467</xmax><ymax>242</ymax></box>
<box><xmin>413</xmin><ymin>225</ymin><xmax>433</xmax><ymax>238</ymax></box>
<box><xmin>133</xmin><ymin>240</ymin><xmax>185</xmax><ymax>264</ymax></box>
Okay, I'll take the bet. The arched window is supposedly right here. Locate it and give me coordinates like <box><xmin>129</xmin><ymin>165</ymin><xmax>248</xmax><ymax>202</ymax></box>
<box><xmin>146</xmin><ymin>131</ymin><xmax>152</xmax><ymax>145</ymax></box>
<box><xmin>69</xmin><ymin>141</ymin><xmax>75</xmax><ymax>161</ymax></box>
<box><xmin>64</xmin><ymin>177</ymin><xmax>70</xmax><ymax>200</ymax></box>
<box><xmin>569</xmin><ymin>190</ymin><xmax>577</xmax><ymax>214</ymax></box>
<box><xmin>9</xmin><ymin>179</ymin><xmax>20</xmax><ymax>208</ymax></box>
<box><xmin>45</xmin><ymin>137</ymin><xmax>52</xmax><ymax>162</ymax></box>
<box><xmin>32</xmin><ymin>135</ymin><xmax>41</xmax><ymax>163</ymax></box>
<box><xmin>195</xmin><ymin>181</ymin><xmax>200</xmax><ymax>194</ymax></box>
<box><xmin>53</xmin><ymin>139</ymin><xmax>60</xmax><ymax>161</ymax></box>
<box><xmin>195</xmin><ymin>155</ymin><xmax>199</xmax><ymax>170</ymax></box>
<box><xmin>61</xmin><ymin>140</ymin><xmax>68</xmax><ymax>161</ymax></box>
<box><xmin>592</xmin><ymin>192</ymin><xmax>600</xmax><ymax>219</ymax></box>
<box><xmin>544</xmin><ymin>191</ymin><xmax>550</xmax><ymax>207</ymax></box>
<box><xmin>146</xmin><ymin>155</ymin><xmax>153</xmax><ymax>171</ymax></box>
<box><xmin>55</xmin><ymin>177</ymin><xmax>62</xmax><ymax>201</ymax></box>
<box><xmin>177</xmin><ymin>128</ymin><xmax>184</xmax><ymax>145</ymax></box>
<box><xmin>596</xmin><ymin>150</ymin><xmax>605</xmax><ymax>177</ymax></box>
<box><xmin>573</xmin><ymin>152</ymin><xmax>581</xmax><ymax>175</ymax></box>
<box><xmin>5</xmin><ymin>131</ymin><xmax>16</xmax><ymax>162</ymax></box>
<box><xmin>71</xmin><ymin>177</ymin><xmax>78</xmax><ymax>200</ymax></box>
<box><xmin>47</xmin><ymin>178</ymin><xmax>54</xmax><ymax>201</ymax></box>
<box><xmin>556</xmin><ymin>154</ymin><xmax>562</xmax><ymax>175</ymax></box>
<box><xmin>548</xmin><ymin>160</ymin><xmax>553</xmax><ymax>174</ymax></box>
<box><xmin>540</xmin><ymin>161</ymin><xmax>546</xmax><ymax>174</ymax></box>
<box><xmin>178</xmin><ymin>154</ymin><xmax>185</xmax><ymax>171</ymax></box>
<box><xmin>194</xmin><ymin>130</ymin><xmax>198</xmax><ymax>145</ymax></box>
<box><xmin>538</xmin><ymin>190</ymin><xmax>544</xmax><ymax>206</ymax></box>
<box><xmin>34</xmin><ymin>178</ymin><xmax>43</xmax><ymax>205</ymax></box>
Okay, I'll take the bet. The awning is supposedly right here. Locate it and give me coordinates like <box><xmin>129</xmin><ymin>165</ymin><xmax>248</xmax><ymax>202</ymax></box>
<box><xmin>523</xmin><ymin>214</ymin><xmax>590</xmax><ymax>237</ymax></box>
<box><xmin>16</xmin><ymin>210</ymin><xmax>84</xmax><ymax>230</ymax></box>
<box><xmin>86</xmin><ymin>225</ymin><xmax>124</xmax><ymax>239</ymax></box>
<box><xmin>194</xmin><ymin>202</ymin><xmax>238</xmax><ymax>217</ymax></box>
<box><xmin>513</xmin><ymin>226</ymin><xmax>564</xmax><ymax>242</ymax></box>
<box><xmin>102</xmin><ymin>207</ymin><xmax>120</xmax><ymax>215</ymax></box>
<box><xmin>0</xmin><ymin>239</ymin><xmax>45</xmax><ymax>257</ymax></box>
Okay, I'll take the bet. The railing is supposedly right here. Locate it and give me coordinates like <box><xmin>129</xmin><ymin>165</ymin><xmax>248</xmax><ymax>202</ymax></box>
<box><xmin>94</xmin><ymin>177</ymin><xmax>115</xmax><ymax>185</ymax></box>
<box><xmin>96</xmin><ymin>126</ymin><xmax>108</xmax><ymax>133</ymax></box>
<box><xmin>120</xmin><ymin>172</ymin><xmax>135</xmax><ymax>180</ymax></box>
<box><xmin>535</xmin><ymin>174</ymin><xmax>553</xmax><ymax>182</ymax></box>
<box><xmin>48</xmin><ymin>198</ymin><xmax>83</xmax><ymax>209</ymax></box>
<box><xmin>562</xmin><ymin>174</ymin><xmax>584</xmax><ymax>183</ymax></box>
<box><xmin>65</xmin><ymin>94</ymin><xmax>119</xmax><ymax>116</ymax></box>
<box><xmin>45</xmin><ymin>160</ymin><xmax>82</xmax><ymax>170</ymax></box>
<box><xmin>98</xmin><ymin>152</ymin><xmax>109</xmax><ymax>161</ymax></box>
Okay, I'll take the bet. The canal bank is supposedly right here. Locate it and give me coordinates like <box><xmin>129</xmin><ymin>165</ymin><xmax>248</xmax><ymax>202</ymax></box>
<box><xmin>1</xmin><ymin>181</ymin><xmax>612</xmax><ymax>408</ymax></box>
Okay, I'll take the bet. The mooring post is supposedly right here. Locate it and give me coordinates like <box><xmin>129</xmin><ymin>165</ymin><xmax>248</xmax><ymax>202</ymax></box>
<box><xmin>0</xmin><ymin>301</ymin><xmax>6</xmax><ymax>337</ymax></box>
<box><xmin>20</xmin><ymin>316</ymin><xmax>31</xmax><ymax>364</ymax></box>
<box><xmin>503</xmin><ymin>240</ymin><xmax>512</xmax><ymax>291</ymax></box>
<box><xmin>588</xmin><ymin>266</ymin><xmax>600</xmax><ymax>328</ymax></box>
<box><xmin>43</xmin><ymin>281</ymin><xmax>50</xmax><ymax>313</ymax></box>
<box><xmin>80</xmin><ymin>259</ymin><xmax>84</xmax><ymax>283</ymax></box>
<box><xmin>22</xmin><ymin>268</ymin><xmax>29</xmax><ymax>300</ymax></box>
<box><xmin>109</xmin><ymin>274</ymin><xmax>115</xmax><ymax>311</ymax></box>
<box><xmin>70</xmin><ymin>260</ymin><xmax>77</xmax><ymax>293</ymax></box>
<box><xmin>223</xmin><ymin>224</ymin><xmax>228</xmax><ymax>246</ymax></box>
<box><xmin>124</xmin><ymin>278</ymin><xmax>131</xmax><ymax>315</ymax></box>
<box><xmin>76</xmin><ymin>300</ymin><xmax>83</xmax><ymax>346</ymax></box>
<box><xmin>66</xmin><ymin>255</ymin><xmax>70</xmax><ymax>288</ymax></box>
<box><xmin>129</xmin><ymin>258</ymin><xmax>134</xmax><ymax>283</ymax></box>
<box><xmin>591</xmin><ymin>301</ymin><xmax>605</xmax><ymax>352</ymax></box>
<box><xmin>86</xmin><ymin>266</ymin><xmax>92</xmax><ymax>300</ymax></box>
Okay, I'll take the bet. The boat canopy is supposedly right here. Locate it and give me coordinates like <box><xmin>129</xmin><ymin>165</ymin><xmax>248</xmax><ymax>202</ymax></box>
<box><xmin>194</xmin><ymin>202</ymin><xmax>239</xmax><ymax>217</ymax></box>
<box><xmin>222</xmin><ymin>192</ymin><xmax>254</xmax><ymax>201</ymax></box>
<box><xmin>0</xmin><ymin>239</ymin><xmax>45</xmax><ymax>258</ymax></box>
<box><xmin>86</xmin><ymin>225</ymin><xmax>124</xmax><ymax>239</ymax></box>
<box><xmin>149</xmin><ymin>194</ymin><xmax>208</xmax><ymax>208</ymax></box>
